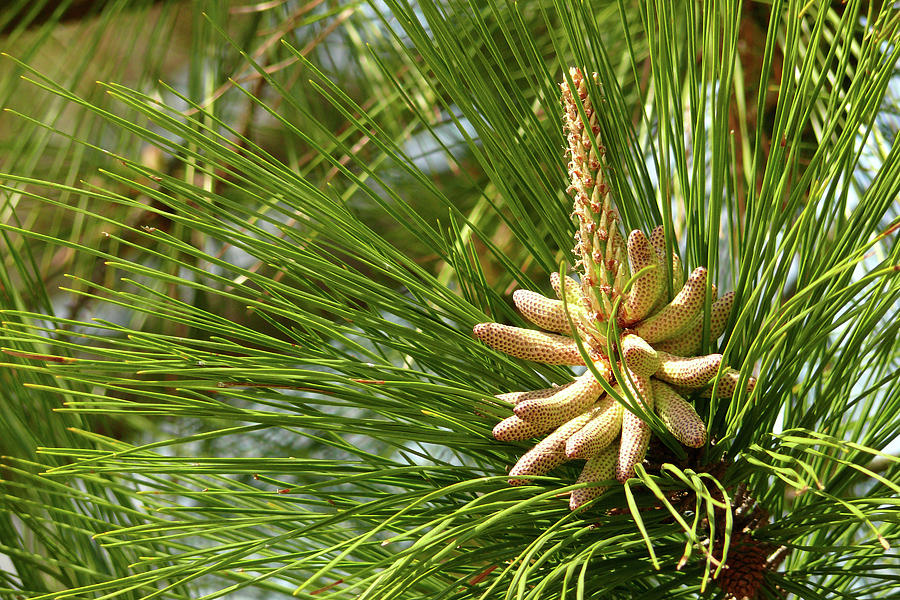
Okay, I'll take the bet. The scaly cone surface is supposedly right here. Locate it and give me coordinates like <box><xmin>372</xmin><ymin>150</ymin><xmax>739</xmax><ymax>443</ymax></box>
<box><xmin>473</xmin><ymin>67</ymin><xmax>756</xmax><ymax>511</ymax></box>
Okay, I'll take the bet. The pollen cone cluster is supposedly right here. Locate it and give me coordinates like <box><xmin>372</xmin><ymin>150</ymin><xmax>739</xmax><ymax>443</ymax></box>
<box><xmin>474</xmin><ymin>67</ymin><xmax>755</xmax><ymax>511</ymax></box>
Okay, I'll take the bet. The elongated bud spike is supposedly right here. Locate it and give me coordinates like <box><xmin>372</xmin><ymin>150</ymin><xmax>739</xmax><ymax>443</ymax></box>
<box><xmin>562</xmin><ymin>67</ymin><xmax>626</xmax><ymax>314</ymax></box>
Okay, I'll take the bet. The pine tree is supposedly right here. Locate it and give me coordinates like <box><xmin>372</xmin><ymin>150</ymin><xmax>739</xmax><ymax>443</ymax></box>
<box><xmin>1</xmin><ymin>1</ymin><xmax>899</xmax><ymax>598</ymax></box>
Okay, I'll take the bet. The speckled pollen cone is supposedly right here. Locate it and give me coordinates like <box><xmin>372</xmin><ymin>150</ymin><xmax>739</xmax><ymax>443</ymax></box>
<box><xmin>654</xmin><ymin>291</ymin><xmax>734</xmax><ymax>356</ymax></box>
<box><xmin>655</xmin><ymin>351</ymin><xmax>723</xmax><ymax>388</ymax></box>
<box><xmin>621</xmin><ymin>230</ymin><xmax>662</xmax><ymax>325</ymax></box>
<box><xmin>617</xmin><ymin>365</ymin><xmax>655</xmax><ymax>482</ymax></box>
<box><xmin>565</xmin><ymin>393</ymin><xmax>623</xmax><ymax>459</ymax></box>
<box><xmin>514</xmin><ymin>369</ymin><xmax>607</xmax><ymax>428</ymax></box>
<box><xmin>648</xmin><ymin>225</ymin><xmax>666</xmax><ymax>255</ymax></box>
<box><xmin>617</xmin><ymin>411</ymin><xmax>652</xmax><ymax>482</ymax></box>
<box><xmin>473</xmin><ymin>323</ymin><xmax>585</xmax><ymax>365</ymax></box>
<box><xmin>492</xmin><ymin>414</ymin><xmax>553</xmax><ymax>442</ymax></box>
<box><xmin>508</xmin><ymin>411</ymin><xmax>595</xmax><ymax>485</ymax></box>
<box><xmin>645</xmin><ymin>226</ymin><xmax>673</xmax><ymax>316</ymax></box>
<box><xmin>496</xmin><ymin>382</ymin><xmax>575</xmax><ymax>405</ymax></box>
<box><xmin>698</xmin><ymin>368</ymin><xmax>757</xmax><ymax>398</ymax></box>
<box><xmin>550</xmin><ymin>272</ymin><xmax>584</xmax><ymax>309</ymax></box>
<box><xmin>474</xmin><ymin>66</ymin><xmax>755</xmax><ymax>510</ymax></box>
<box><xmin>621</xmin><ymin>334</ymin><xmax>660</xmax><ymax>377</ymax></box>
<box><xmin>652</xmin><ymin>380</ymin><xmax>707</xmax><ymax>447</ymax></box>
<box><xmin>569</xmin><ymin>443</ymin><xmax>618</xmax><ymax>510</ymax></box>
<box><xmin>480</xmin><ymin>262</ymin><xmax>751</xmax><ymax>499</ymax></box>
<box><xmin>648</xmin><ymin>225</ymin><xmax>684</xmax><ymax>293</ymax></box>
<box><xmin>479</xmin><ymin>259</ymin><xmax>751</xmax><ymax>497</ymax></box>
<box><xmin>634</xmin><ymin>267</ymin><xmax>708</xmax><ymax>343</ymax></box>
<box><xmin>513</xmin><ymin>289</ymin><xmax>581</xmax><ymax>335</ymax></box>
